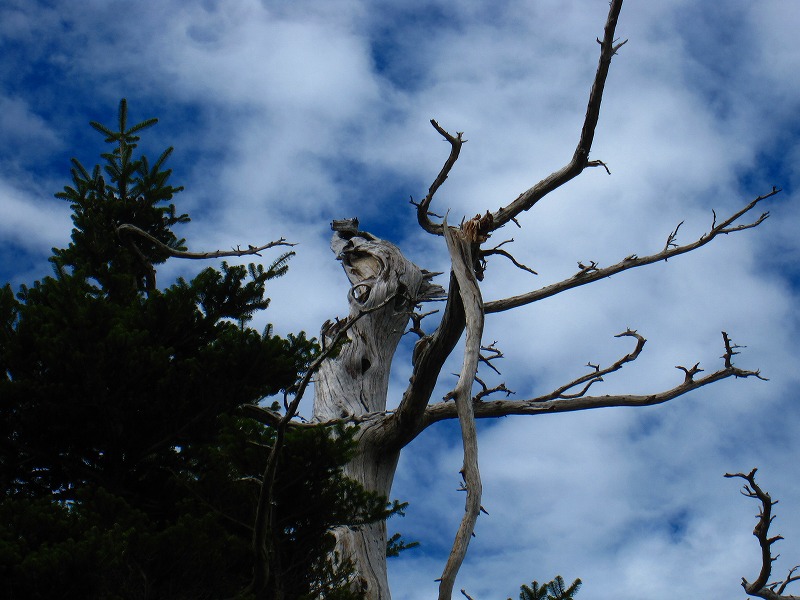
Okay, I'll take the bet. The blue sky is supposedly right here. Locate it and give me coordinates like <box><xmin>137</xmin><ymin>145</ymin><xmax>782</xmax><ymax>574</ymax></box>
<box><xmin>2</xmin><ymin>1</ymin><xmax>800</xmax><ymax>598</ymax></box>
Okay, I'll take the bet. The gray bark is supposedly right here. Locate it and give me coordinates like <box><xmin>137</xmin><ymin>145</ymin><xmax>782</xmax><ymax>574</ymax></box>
<box><xmin>313</xmin><ymin>225</ymin><xmax>443</xmax><ymax>599</ymax></box>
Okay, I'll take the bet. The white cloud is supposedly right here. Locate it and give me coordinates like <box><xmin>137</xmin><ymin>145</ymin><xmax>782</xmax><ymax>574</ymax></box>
<box><xmin>2</xmin><ymin>1</ymin><xmax>800</xmax><ymax>599</ymax></box>
<box><xmin>0</xmin><ymin>179</ymin><xmax>71</xmax><ymax>252</ymax></box>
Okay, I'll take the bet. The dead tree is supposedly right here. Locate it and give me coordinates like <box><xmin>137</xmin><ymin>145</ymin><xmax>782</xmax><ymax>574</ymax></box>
<box><xmin>725</xmin><ymin>470</ymin><xmax>800</xmax><ymax>600</ymax></box>
<box><xmin>244</xmin><ymin>1</ymin><xmax>776</xmax><ymax>597</ymax></box>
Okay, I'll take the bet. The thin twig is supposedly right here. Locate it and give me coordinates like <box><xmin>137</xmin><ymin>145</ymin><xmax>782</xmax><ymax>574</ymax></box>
<box><xmin>117</xmin><ymin>223</ymin><xmax>295</xmax><ymax>259</ymax></box>
<box><xmin>486</xmin><ymin>188</ymin><xmax>780</xmax><ymax>313</ymax></box>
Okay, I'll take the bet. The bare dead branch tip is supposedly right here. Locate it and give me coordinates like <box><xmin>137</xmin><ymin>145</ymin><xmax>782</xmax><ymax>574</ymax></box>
<box><xmin>587</xmin><ymin>159</ymin><xmax>612</xmax><ymax>174</ymax></box>
<box><xmin>488</xmin><ymin>0</ymin><xmax>625</xmax><ymax>232</ymax></box>
<box><xmin>474</xmin><ymin>375</ymin><xmax>514</xmax><ymax>402</ymax></box>
<box><xmin>478</xmin><ymin>342</ymin><xmax>505</xmax><ymax>376</ymax></box>
<box><xmin>676</xmin><ymin>362</ymin><xmax>703</xmax><ymax>383</ymax></box>
<box><xmin>461</xmin><ymin>589</ymin><xmax>477</xmax><ymax>600</ymax></box>
<box><xmin>481</xmin><ymin>240</ymin><xmax>539</xmax><ymax>276</ymax></box>
<box><xmin>415</xmin><ymin>120</ymin><xmax>466</xmax><ymax>236</ymax></box>
<box><xmin>725</xmin><ymin>469</ymin><xmax>800</xmax><ymax>599</ymax></box>
<box><xmin>549</xmin><ymin>329</ymin><xmax>646</xmax><ymax>400</ymax></box>
<box><xmin>722</xmin><ymin>331</ymin><xmax>767</xmax><ymax>380</ymax></box>
<box><xmin>722</xmin><ymin>331</ymin><xmax>742</xmax><ymax>368</ymax></box>
<box><xmin>574</xmin><ymin>260</ymin><xmax>599</xmax><ymax>278</ymax></box>
<box><xmin>664</xmin><ymin>221</ymin><xmax>684</xmax><ymax>256</ymax></box>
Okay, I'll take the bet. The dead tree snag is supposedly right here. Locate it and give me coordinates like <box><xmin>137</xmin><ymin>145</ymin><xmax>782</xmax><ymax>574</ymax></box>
<box><xmin>294</xmin><ymin>0</ymin><xmax>779</xmax><ymax>597</ymax></box>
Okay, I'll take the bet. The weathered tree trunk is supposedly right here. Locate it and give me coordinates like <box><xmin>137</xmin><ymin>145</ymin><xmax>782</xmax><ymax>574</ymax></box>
<box><xmin>313</xmin><ymin>223</ymin><xmax>443</xmax><ymax>599</ymax></box>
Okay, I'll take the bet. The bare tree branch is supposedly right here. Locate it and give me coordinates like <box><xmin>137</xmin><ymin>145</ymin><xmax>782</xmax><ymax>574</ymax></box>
<box><xmin>386</xmin><ymin>0</ymin><xmax>630</xmax><ymax>454</ymax></box>
<box><xmin>481</xmin><ymin>241</ymin><xmax>539</xmax><ymax>276</ymax></box>
<box><xmin>473</xmin><ymin>376</ymin><xmax>514</xmax><ymax>403</ymax></box>
<box><xmin>487</xmin><ymin>0</ymin><xmax>626</xmax><ymax>232</ymax></box>
<box><xmin>422</xmin><ymin>332</ymin><xmax>765</xmax><ymax>425</ymax></box>
<box><xmin>407</xmin><ymin>308</ymin><xmax>440</xmax><ymax>338</ymax></box>
<box><xmin>413</xmin><ymin>120</ymin><xmax>466</xmax><ymax>236</ymax></box>
<box><xmin>389</xmin><ymin>269</ymin><xmax>466</xmax><ymax>450</ymax></box>
<box><xmin>725</xmin><ymin>469</ymin><xmax>800</xmax><ymax>600</ymax></box>
<box><xmin>117</xmin><ymin>223</ymin><xmax>295</xmax><ymax>259</ymax></box>
<box><xmin>479</xmin><ymin>342</ymin><xmax>505</xmax><ymax>376</ymax></box>
<box><xmin>485</xmin><ymin>188</ymin><xmax>779</xmax><ymax>313</ymax></box>
<box><xmin>292</xmin><ymin>0</ymin><xmax>784</xmax><ymax>590</ymax></box>
<box><xmin>438</xmin><ymin>221</ymin><xmax>485</xmax><ymax>600</ymax></box>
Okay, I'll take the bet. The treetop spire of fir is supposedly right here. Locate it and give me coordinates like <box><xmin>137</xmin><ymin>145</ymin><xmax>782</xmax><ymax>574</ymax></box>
<box><xmin>53</xmin><ymin>98</ymin><xmax>188</xmax><ymax>298</ymax></box>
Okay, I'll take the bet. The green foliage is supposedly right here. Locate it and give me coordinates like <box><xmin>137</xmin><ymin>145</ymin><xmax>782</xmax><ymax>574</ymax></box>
<box><xmin>0</xmin><ymin>102</ymin><xmax>392</xmax><ymax>600</ymax></box>
<box><xmin>1</xmin><ymin>421</ymin><xmax>390</xmax><ymax>599</ymax></box>
<box><xmin>512</xmin><ymin>576</ymin><xmax>582</xmax><ymax>600</ymax></box>
<box><xmin>1</xmin><ymin>265</ymin><xmax>312</xmax><ymax>500</ymax></box>
<box><xmin>547</xmin><ymin>576</ymin><xmax>582</xmax><ymax>600</ymax></box>
<box><xmin>266</xmin><ymin>424</ymin><xmax>399</xmax><ymax>598</ymax></box>
<box><xmin>386</xmin><ymin>532</ymin><xmax>421</xmax><ymax>558</ymax></box>
<box><xmin>52</xmin><ymin>98</ymin><xmax>188</xmax><ymax>299</ymax></box>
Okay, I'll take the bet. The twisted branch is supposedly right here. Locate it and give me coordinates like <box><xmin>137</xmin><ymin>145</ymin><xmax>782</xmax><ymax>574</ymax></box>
<box><xmin>725</xmin><ymin>469</ymin><xmax>800</xmax><ymax>599</ymax></box>
<box><xmin>413</xmin><ymin>120</ymin><xmax>466</xmax><ymax>236</ymax></box>
<box><xmin>438</xmin><ymin>221</ymin><xmax>484</xmax><ymax>600</ymax></box>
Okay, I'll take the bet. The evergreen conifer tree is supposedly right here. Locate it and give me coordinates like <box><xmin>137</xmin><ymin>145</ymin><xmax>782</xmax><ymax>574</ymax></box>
<box><xmin>0</xmin><ymin>100</ymin><xmax>394</xmax><ymax>600</ymax></box>
<box><xmin>511</xmin><ymin>576</ymin><xmax>582</xmax><ymax>600</ymax></box>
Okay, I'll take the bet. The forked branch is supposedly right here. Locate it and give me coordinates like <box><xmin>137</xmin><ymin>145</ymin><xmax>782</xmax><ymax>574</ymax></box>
<box><xmin>485</xmin><ymin>188</ymin><xmax>779</xmax><ymax>313</ymax></box>
<box><xmin>725</xmin><ymin>469</ymin><xmax>800</xmax><ymax>600</ymax></box>
<box><xmin>415</xmin><ymin>0</ymin><xmax>624</xmax><ymax>237</ymax></box>
<box><xmin>392</xmin><ymin>0</ymin><xmax>628</xmax><ymax>452</ymax></box>
<box><xmin>422</xmin><ymin>331</ymin><xmax>765</xmax><ymax>425</ymax></box>
<box><xmin>552</xmin><ymin>329</ymin><xmax>645</xmax><ymax>399</ymax></box>
<box><xmin>481</xmin><ymin>239</ymin><xmax>539</xmax><ymax>276</ymax></box>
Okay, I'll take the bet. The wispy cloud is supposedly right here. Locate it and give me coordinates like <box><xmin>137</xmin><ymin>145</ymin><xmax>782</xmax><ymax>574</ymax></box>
<box><xmin>2</xmin><ymin>1</ymin><xmax>799</xmax><ymax>598</ymax></box>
